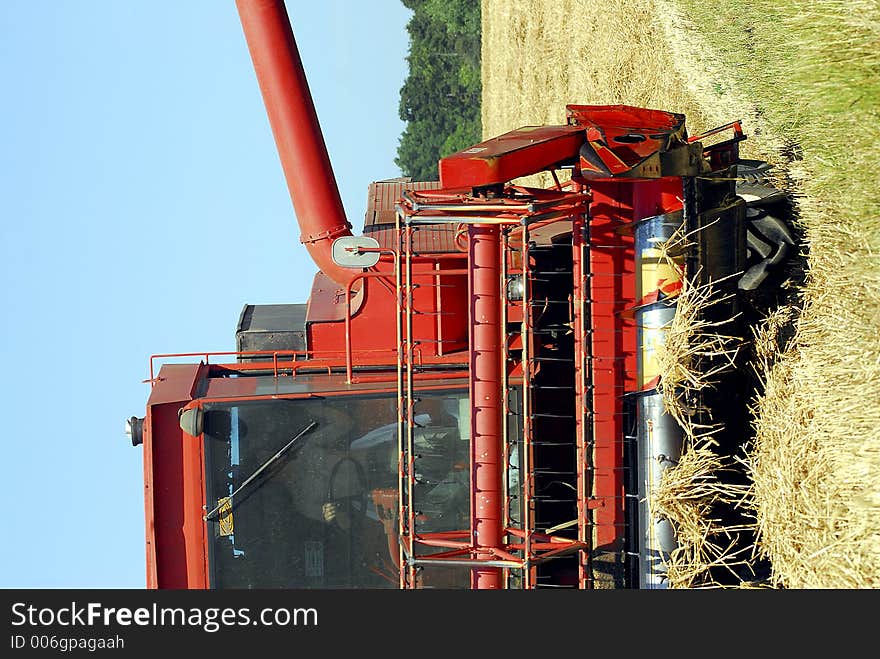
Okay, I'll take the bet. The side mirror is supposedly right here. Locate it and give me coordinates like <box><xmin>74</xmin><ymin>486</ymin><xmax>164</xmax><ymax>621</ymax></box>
<box><xmin>331</xmin><ymin>236</ymin><xmax>381</xmax><ymax>268</ymax></box>
<box><xmin>178</xmin><ymin>406</ymin><xmax>204</xmax><ymax>437</ymax></box>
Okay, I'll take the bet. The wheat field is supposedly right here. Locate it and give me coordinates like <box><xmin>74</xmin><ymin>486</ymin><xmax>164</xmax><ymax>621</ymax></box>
<box><xmin>482</xmin><ymin>0</ymin><xmax>880</xmax><ymax>588</ymax></box>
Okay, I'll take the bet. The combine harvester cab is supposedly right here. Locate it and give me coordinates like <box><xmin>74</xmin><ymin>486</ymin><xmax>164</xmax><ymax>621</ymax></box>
<box><xmin>130</xmin><ymin>0</ymin><xmax>790</xmax><ymax>589</ymax></box>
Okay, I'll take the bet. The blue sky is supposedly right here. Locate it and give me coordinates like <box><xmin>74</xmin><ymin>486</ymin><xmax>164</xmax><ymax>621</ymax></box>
<box><xmin>0</xmin><ymin>0</ymin><xmax>412</xmax><ymax>588</ymax></box>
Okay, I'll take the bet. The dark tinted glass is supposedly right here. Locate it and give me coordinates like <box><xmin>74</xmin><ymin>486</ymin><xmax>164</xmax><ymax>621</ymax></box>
<box><xmin>204</xmin><ymin>392</ymin><xmax>469</xmax><ymax>588</ymax></box>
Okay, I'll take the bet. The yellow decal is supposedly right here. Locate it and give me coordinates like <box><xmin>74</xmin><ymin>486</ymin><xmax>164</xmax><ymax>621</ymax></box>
<box><xmin>217</xmin><ymin>497</ymin><xmax>234</xmax><ymax>536</ymax></box>
<box><xmin>639</xmin><ymin>324</ymin><xmax>666</xmax><ymax>389</ymax></box>
<box><xmin>640</xmin><ymin>247</ymin><xmax>683</xmax><ymax>301</ymax></box>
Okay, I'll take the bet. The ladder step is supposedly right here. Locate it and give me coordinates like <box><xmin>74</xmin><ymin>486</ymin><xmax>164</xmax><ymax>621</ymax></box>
<box><xmin>530</xmin><ymin>330</ymin><xmax>573</xmax><ymax>336</ymax></box>
<box><xmin>534</xmin><ymin>528</ymin><xmax>577</xmax><ymax>536</ymax></box>
<box><xmin>534</xmin><ymin>583</ymin><xmax>577</xmax><ymax>589</ymax></box>
<box><xmin>506</xmin><ymin>440</ymin><xmax>575</xmax><ymax>447</ymax></box>
<box><xmin>410</xmin><ymin>338</ymin><xmax>460</xmax><ymax>344</ymax></box>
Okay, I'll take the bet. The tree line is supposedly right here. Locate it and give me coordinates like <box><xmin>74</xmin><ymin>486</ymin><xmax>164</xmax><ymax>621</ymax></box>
<box><xmin>395</xmin><ymin>0</ymin><xmax>482</xmax><ymax>181</ymax></box>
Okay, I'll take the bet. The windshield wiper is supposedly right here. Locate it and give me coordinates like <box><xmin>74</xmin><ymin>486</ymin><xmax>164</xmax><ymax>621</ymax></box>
<box><xmin>204</xmin><ymin>421</ymin><xmax>318</xmax><ymax>521</ymax></box>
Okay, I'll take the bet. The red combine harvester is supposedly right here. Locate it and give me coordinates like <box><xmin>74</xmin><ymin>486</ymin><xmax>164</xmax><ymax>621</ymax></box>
<box><xmin>129</xmin><ymin>0</ymin><xmax>792</xmax><ymax>589</ymax></box>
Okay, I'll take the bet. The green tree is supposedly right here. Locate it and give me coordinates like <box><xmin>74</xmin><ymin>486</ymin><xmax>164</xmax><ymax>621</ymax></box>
<box><xmin>395</xmin><ymin>0</ymin><xmax>481</xmax><ymax>181</ymax></box>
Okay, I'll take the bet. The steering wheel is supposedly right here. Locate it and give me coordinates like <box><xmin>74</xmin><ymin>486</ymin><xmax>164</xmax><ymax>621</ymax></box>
<box><xmin>325</xmin><ymin>457</ymin><xmax>369</xmax><ymax>530</ymax></box>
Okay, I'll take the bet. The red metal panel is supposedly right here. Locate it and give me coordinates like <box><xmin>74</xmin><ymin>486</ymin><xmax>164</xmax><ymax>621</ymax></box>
<box><xmin>366</xmin><ymin>226</ymin><xmax>461</xmax><ymax>254</ymax></box>
<box><xmin>567</xmin><ymin>105</ymin><xmax>688</xmax><ymax>179</ymax></box>
<box><xmin>144</xmin><ymin>364</ymin><xmax>207</xmax><ymax>589</ymax></box>
<box><xmin>146</xmin><ymin>363</ymin><xmax>204</xmax><ymax>406</ymax></box>
<box><xmin>630</xmin><ymin>177</ymin><xmax>683</xmax><ymax>221</ymax></box>
<box><xmin>587</xmin><ymin>182</ymin><xmax>636</xmax><ymax>550</ymax></box>
<box><xmin>308</xmin><ymin>262</ymin><xmax>469</xmax><ymax>361</ymax></box>
<box><xmin>305</xmin><ymin>271</ymin><xmax>366</xmax><ymax>323</ymax></box>
<box><xmin>567</xmin><ymin>105</ymin><xmax>685</xmax><ymax>161</ymax></box>
<box><xmin>364</xmin><ymin>179</ymin><xmax>442</xmax><ymax>228</ymax></box>
<box><xmin>201</xmin><ymin>376</ymin><xmax>258</xmax><ymax>399</ymax></box>
<box><xmin>660</xmin><ymin>176</ymin><xmax>685</xmax><ymax>215</ymax></box>
<box><xmin>439</xmin><ymin>125</ymin><xmax>584</xmax><ymax>189</ymax></box>
<box><xmin>567</xmin><ymin>104</ymin><xmax>683</xmax><ymax>130</ymax></box>
<box><xmin>182</xmin><ymin>418</ymin><xmax>208</xmax><ymax>589</ymax></box>
<box><xmin>632</xmin><ymin>179</ymin><xmax>663</xmax><ymax>220</ymax></box>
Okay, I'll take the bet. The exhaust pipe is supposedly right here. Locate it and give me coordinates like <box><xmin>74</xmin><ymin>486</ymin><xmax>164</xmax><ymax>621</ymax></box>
<box><xmin>235</xmin><ymin>0</ymin><xmax>355</xmax><ymax>287</ymax></box>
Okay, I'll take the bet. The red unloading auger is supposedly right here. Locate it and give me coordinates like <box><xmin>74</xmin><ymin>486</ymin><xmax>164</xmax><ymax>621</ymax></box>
<box><xmin>235</xmin><ymin>0</ymin><xmax>356</xmax><ymax>287</ymax></box>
